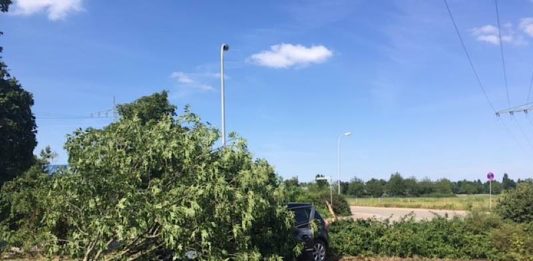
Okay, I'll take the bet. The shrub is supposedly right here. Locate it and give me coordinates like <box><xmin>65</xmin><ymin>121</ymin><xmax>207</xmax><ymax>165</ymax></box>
<box><xmin>490</xmin><ymin>222</ymin><xmax>533</xmax><ymax>261</ymax></box>
<box><xmin>496</xmin><ymin>182</ymin><xmax>533</xmax><ymax>223</ymax></box>
<box><xmin>0</xmin><ymin>164</ymin><xmax>53</xmax><ymax>254</ymax></box>
<box><xmin>329</xmin><ymin>215</ymin><xmax>495</xmax><ymax>259</ymax></box>
<box><xmin>288</xmin><ymin>186</ymin><xmax>351</xmax><ymax>217</ymax></box>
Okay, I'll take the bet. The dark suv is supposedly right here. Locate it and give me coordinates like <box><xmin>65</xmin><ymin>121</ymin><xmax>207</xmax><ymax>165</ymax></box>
<box><xmin>287</xmin><ymin>203</ymin><xmax>329</xmax><ymax>261</ymax></box>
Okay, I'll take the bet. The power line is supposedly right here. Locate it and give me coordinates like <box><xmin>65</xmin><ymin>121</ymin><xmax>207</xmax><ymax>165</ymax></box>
<box><xmin>496</xmin><ymin>117</ymin><xmax>528</xmax><ymax>153</ymax></box>
<box><xmin>494</xmin><ymin>0</ymin><xmax>511</xmax><ymax>107</ymax></box>
<box><xmin>527</xmin><ymin>70</ymin><xmax>533</xmax><ymax>103</ymax></box>
<box><xmin>526</xmin><ymin>114</ymin><xmax>533</xmax><ymax>128</ymax></box>
<box><xmin>443</xmin><ymin>0</ymin><xmax>497</xmax><ymax>112</ymax></box>
<box><xmin>443</xmin><ymin>0</ymin><xmax>531</xmax><ymax>152</ymax></box>
<box><xmin>37</xmin><ymin>116</ymin><xmax>113</xmax><ymax>120</ymax></box>
<box><xmin>37</xmin><ymin>116</ymin><xmax>107</xmax><ymax>120</ymax></box>
<box><xmin>511</xmin><ymin>116</ymin><xmax>533</xmax><ymax>150</ymax></box>
<box><xmin>36</xmin><ymin>96</ymin><xmax>118</xmax><ymax>121</ymax></box>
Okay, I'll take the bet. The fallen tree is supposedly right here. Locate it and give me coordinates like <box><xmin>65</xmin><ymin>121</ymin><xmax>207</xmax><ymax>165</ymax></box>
<box><xmin>0</xmin><ymin>92</ymin><xmax>299</xmax><ymax>260</ymax></box>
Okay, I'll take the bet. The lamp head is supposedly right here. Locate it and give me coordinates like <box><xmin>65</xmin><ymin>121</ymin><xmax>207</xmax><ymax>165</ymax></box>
<box><xmin>221</xmin><ymin>43</ymin><xmax>229</xmax><ymax>51</ymax></box>
<box><xmin>344</xmin><ymin>132</ymin><xmax>352</xmax><ymax>136</ymax></box>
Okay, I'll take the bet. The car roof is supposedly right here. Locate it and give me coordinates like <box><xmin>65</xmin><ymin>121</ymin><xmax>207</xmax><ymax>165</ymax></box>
<box><xmin>287</xmin><ymin>202</ymin><xmax>313</xmax><ymax>209</ymax></box>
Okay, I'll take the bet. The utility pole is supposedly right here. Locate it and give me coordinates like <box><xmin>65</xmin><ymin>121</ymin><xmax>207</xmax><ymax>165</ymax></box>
<box><xmin>113</xmin><ymin>96</ymin><xmax>118</xmax><ymax>121</ymax></box>
<box><xmin>88</xmin><ymin>97</ymin><xmax>118</xmax><ymax>121</ymax></box>
<box><xmin>337</xmin><ymin>132</ymin><xmax>352</xmax><ymax>194</ymax></box>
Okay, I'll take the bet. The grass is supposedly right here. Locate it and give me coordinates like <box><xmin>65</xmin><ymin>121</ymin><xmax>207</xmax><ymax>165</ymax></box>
<box><xmin>346</xmin><ymin>194</ymin><xmax>498</xmax><ymax>211</ymax></box>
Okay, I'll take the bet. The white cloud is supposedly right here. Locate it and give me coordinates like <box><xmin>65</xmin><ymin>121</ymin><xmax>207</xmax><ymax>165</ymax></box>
<box><xmin>471</xmin><ymin>23</ymin><xmax>528</xmax><ymax>46</ymax></box>
<box><xmin>520</xmin><ymin>17</ymin><xmax>533</xmax><ymax>37</ymax></box>
<box><xmin>473</xmin><ymin>24</ymin><xmax>499</xmax><ymax>35</ymax></box>
<box><xmin>171</xmin><ymin>72</ymin><xmax>194</xmax><ymax>84</ymax></box>
<box><xmin>12</xmin><ymin>0</ymin><xmax>83</xmax><ymax>20</ymax></box>
<box><xmin>471</xmin><ymin>24</ymin><xmax>515</xmax><ymax>45</ymax></box>
<box><xmin>249</xmin><ymin>43</ymin><xmax>333</xmax><ymax>68</ymax></box>
<box><xmin>170</xmin><ymin>71</ymin><xmax>215</xmax><ymax>92</ymax></box>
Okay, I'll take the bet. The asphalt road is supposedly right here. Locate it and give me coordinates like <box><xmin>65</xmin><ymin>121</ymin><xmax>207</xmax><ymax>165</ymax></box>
<box><xmin>350</xmin><ymin>206</ymin><xmax>468</xmax><ymax>221</ymax></box>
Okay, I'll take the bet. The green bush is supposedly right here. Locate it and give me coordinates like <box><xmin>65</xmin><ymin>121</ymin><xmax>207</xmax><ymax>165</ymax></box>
<box><xmin>288</xmin><ymin>186</ymin><xmax>351</xmax><ymax>217</ymax></box>
<box><xmin>329</xmin><ymin>210</ymin><xmax>533</xmax><ymax>260</ymax></box>
<box><xmin>329</xmin><ymin>215</ymin><xmax>495</xmax><ymax>259</ymax></box>
<box><xmin>0</xmin><ymin>164</ymin><xmax>53</xmax><ymax>253</ymax></box>
<box><xmin>490</xmin><ymin>222</ymin><xmax>533</xmax><ymax>261</ymax></box>
<box><xmin>496</xmin><ymin>182</ymin><xmax>533</xmax><ymax>223</ymax></box>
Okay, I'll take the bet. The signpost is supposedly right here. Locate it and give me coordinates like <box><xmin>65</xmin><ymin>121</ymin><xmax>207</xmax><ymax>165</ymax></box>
<box><xmin>487</xmin><ymin>172</ymin><xmax>495</xmax><ymax>210</ymax></box>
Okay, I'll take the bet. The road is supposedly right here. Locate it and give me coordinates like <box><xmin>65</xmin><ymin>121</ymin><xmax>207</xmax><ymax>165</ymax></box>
<box><xmin>350</xmin><ymin>206</ymin><xmax>468</xmax><ymax>221</ymax></box>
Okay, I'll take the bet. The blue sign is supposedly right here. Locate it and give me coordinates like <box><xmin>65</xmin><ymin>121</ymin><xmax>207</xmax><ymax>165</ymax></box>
<box><xmin>487</xmin><ymin>172</ymin><xmax>495</xmax><ymax>181</ymax></box>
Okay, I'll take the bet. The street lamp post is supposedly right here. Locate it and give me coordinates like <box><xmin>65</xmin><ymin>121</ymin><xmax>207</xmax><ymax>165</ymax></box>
<box><xmin>220</xmin><ymin>43</ymin><xmax>229</xmax><ymax>147</ymax></box>
<box><xmin>337</xmin><ymin>131</ymin><xmax>352</xmax><ymax>194</ymax></box>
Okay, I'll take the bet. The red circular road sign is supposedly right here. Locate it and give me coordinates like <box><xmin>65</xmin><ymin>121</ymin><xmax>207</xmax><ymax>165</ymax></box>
<box><xmin>487</xmin><ymin>172</ymin><xmax>495</xmax><ymax>181</ymax></box>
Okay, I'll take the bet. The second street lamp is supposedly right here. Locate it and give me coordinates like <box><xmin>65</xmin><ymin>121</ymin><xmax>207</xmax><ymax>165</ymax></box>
<box><xmin>220</xmin><ymin>43</ymin><xmax>229</xmax><ymax>147</ymax></box>
<box><xmin>337</xmin><ymin>131</ymin><xmax>352</xmax><ymax>194</ymax></box>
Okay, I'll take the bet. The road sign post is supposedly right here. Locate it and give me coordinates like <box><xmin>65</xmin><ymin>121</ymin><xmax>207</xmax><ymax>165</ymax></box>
<box><xmin>487</xmin><ymin>172</ymin><xmax>495</xmax><ymax>211</ymax></box>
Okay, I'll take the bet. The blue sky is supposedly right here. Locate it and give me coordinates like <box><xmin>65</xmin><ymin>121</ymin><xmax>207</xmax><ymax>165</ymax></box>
<box><xmin>2</xmin><ymin>0</ymin><xmax>533</xmax><ymax>182</ymax></box>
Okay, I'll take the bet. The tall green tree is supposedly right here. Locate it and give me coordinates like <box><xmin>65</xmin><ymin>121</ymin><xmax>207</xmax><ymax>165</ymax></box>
<box><xmin>365</xmin><ymin>178</ymin><xmax>386</xmax><ymax>197</ymax></box>
<box><xmin>501</xmin><ymin>173</ymin><xmax>516</xmax><ymax>190</ymax></box>
<box><xmin>386</xmin><ymin>172</ymin><xmax>405</xmax><ymax>196</ymax></box>
<box><xmin>116</xmin><ymin>91</ymin><xmax>176</xmax><ymax>124</ymax></box>
<box><xmin>417</xmin><ymin>178</ymin><xmax>435</xmax><ymax>195</ymax></box>
<box><xmin>434</xmin><ymin>178</ymin><xmax>453</xmax><ymax>195</ymax></box>
<box><xmin>403</xmin><ymin>177</ymin><xmax>420</xmax><ymax>196</ymax></box>
<box><xmin>347</xmin><ymin>177</ymin><xmax>365</xmax><ymax>197</ymax></box>
<box><xmin>0</xmin><ymin>1</ymin><xmax>37</xmax><ymax>186</ymax></box>
<box><xmin>0</xmin><ymin>0</ymin><xmax>11</xmax><ymax>12</ymax></box>
<box><xmin>1</xmin><ymin>0</ymin><xmax>13</xmax><ymax>52</ymax></box>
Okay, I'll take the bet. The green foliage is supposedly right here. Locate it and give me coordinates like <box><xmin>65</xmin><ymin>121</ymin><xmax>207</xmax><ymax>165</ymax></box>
<box><xmin>283</xmin><ymin>176</ymin><xmax>299</xmax><ymax>188</ymax></box>
<box><xmin>385</xmin><ymin>173</ymin><xmax>405</xmax><ymax>196</ymax></box>
<box><xmin>329</xmin><ymin>215</ymin><xmax>495</xmax><ymax>259</ymax></box>
<box><xmin>288</xmin><ymin>185</ymin><xmax>351</xmax><ymax>218</ymax></box>
<box><xmin>490</xmin><ymin>222</ymin><xmax>533</xmax><ymax>261</ymax></box>
<box><xmin>496</xmin><ymin>182</ymin><xmax>533</xmax><ymax>223</ymax></box>
<box><xmin>433</xmin><ymin>179</ymin><xmax>453</xmax><ymax>195</ymax></box>
<box><xmin>346</xmin><ymin>178</ymin><xmax>365</xmax><ymax>197</ymax></box>
<box><xmin>365</xmin><ymin>178</ymin><xmax>386</xmax><ymax>197</ymax></box>
<box><xmin>116</xmin><ymin>91</ymin><xmax>176</xmax><ymax>124</ymax></box>
<box><xmin>0</xmin><ymin>148</ymin><xmax>56</xmax><ymax>253</ymax></box>
<box><xmin>1</xmin><ymin>93</ymin><xmax>298</xmax><ymax>260</ymax></box>
<box><xmin>0</xmin><ymin>61</ymin><xmax>37</xmax><ymax>186</ymax></box>
<box><xmin>1</xmin><ymin>0</ymin><xmax>36</xmax><ymax>184</ymax></box>
<box><xmin>329</xmin><ymin>210</ymin><xmax>533</xmax><ymax>260</ymax></box>
<box><xmin>0</xmin><ymin>0</ymin><xmax>11</xmax><ymax>13</ymax></box>
<box><xmin>502</xmin><ymin>173</ymin><xmax>517</xmax><ymax>190</ymax></box>
<box><xmin>342</xmin><ymin>173</ymin><xmax>513</xmax><ymax>198</ymax></box>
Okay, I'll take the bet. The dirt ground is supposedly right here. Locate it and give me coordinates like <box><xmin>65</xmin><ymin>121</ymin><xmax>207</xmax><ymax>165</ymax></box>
<box><xmin>336</xmin><ymin>257</ymin><xmax>476</xmax><ymax>261</ymax></box>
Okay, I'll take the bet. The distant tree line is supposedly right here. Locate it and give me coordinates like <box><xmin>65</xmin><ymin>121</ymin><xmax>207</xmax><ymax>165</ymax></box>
<box><xmin>286</xmin><ymin>172</ymin><xmax>526</xmax><ymax>198</ymax></box>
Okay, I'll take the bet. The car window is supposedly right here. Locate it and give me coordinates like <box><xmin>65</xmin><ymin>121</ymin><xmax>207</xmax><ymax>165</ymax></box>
<box><xmin>291</xmin><ymin>208</ymin><xmax>311</xmax><ymax>225</ymax></box>
<box><xmin>314</xmin><ymin>211</ymin><xmax>323</xmax><ymax>222</ymax></box>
